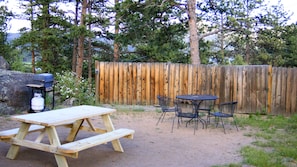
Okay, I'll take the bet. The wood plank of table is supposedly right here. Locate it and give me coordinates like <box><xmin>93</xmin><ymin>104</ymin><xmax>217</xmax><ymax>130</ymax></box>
<box><xmin>10</xmin><ymin>105</ymin><xmax>116</xmax><ymax>126</ymax></box>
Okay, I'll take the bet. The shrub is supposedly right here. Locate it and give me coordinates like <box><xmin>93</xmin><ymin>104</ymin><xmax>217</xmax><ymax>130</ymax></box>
<box><xmin>55</xmin><ymin>71</ymin><xmax>95</xmax><ymax>105</ymax></box>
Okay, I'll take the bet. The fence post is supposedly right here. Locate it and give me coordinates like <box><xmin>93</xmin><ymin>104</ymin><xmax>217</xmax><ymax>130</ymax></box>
<box><xmin>95</xmin><ymin>61</ymin><xmax>100</xmax><ymax>104</ymax></box>
<box><xmin>267</xmin><ymin>65</ymin><xmax>272</xmax><ymax>113</ymax></box>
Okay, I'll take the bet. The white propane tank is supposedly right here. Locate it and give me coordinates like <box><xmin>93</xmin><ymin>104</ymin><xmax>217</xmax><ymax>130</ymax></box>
<box><xmin>31</xmin><ymin>93</ymin><xmax>44</xmax><ymax>112</ymax></box>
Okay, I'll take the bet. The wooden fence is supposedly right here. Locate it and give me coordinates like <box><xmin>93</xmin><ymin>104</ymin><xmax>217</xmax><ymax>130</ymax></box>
<box><xmin>95</xmin><ymin>61</ymin><xmax>297</xmax><ymax>115</ymax></box>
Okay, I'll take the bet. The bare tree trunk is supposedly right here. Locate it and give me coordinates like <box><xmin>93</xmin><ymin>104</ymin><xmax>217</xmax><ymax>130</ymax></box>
<box><xmin>245</xmin><ymin>0</ymin><xmax>250</xmax><ymax>64</ymax></box>
<box><xmin>72</xmin><ymin>0</ymin><xmax>79</xmax><ymax>72</ymax></box>
<box><xmin>187</xmin><ymin>0</ymin><xmax>200</xmax><ymax>65</ymax></box>
<box><xmin>87</xmin><ymin>0</ymin><xmax>92</xmax><ymax>84</ymax></box>
<box><xmin>41</xmin><ymin>2</ymin><xmax>50</xmax><ymax>71</ymax></box>
<box><xmin>113</xmin><ymin>0</ymin><xmax>119</xmax><ymax>61</ymax></box>
<box><xmin>220</xmin><ymin>13</ymin><xmax>224</xmax><ymax>61</ymax></box>
<box><xmin>76</xmin><ymin>0</ymin><xmax>87</xmax><ymax>79</ymax></box>
<box><xmin>30</xmin><ymin>0</ymin><xmax>35</xmax><ymax>73</ymax></box>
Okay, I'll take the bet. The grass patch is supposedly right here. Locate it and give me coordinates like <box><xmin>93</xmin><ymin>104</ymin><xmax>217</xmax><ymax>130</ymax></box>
<box><xmin>113</xmin><ymin>105</ymin><xmax>147</xmax><ymax>112</ymax></box>
<box><xmin>236</xmin><ymin>114</ymin><xmax>297</xmax><ymax>167</ymax></box>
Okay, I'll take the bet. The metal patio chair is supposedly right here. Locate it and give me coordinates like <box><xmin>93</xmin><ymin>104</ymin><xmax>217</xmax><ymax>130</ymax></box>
<box><xmin>208</xmin><ymin>101</ymin><xmax>238</xmax><ymax>134</ymax></box>
<box><xmin>171</xmin><ymin>99</ymin><xmax>199</xmax><ymax>134</ymax></box>
<box><xmin>156</xmin><ymin>95</ymin><xmax>175</xmax><ymax>125</ymax></box>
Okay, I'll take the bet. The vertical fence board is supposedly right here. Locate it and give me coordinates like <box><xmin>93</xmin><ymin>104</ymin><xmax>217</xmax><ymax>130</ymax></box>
<box><xmin>210</xmin><ymin>66</ymin><xmax>216</xmax><ymax>97</ymax></box>
<box><xmin>145</xmin><ymin>63</ymin><xmax>151</xmax><ymax>105</ymax></box>
<box><xmin>267</xmin><ymin>66</ymin><xmax>273</xmax><ymax>113</ymax></box>
<box><xmin>123</xmin><ymin>63</ymin><xmax>128</xmax><ymax>104</ymax></box>
<box><xmin>275</xmin><ymin>68</ymin><xmax>282</xmax><ymax>114</ymax></box>
<box><xmin>163</xmin><ymin>63</ymin><xmax>170</xmax><ymax>98</ymax></box>
<box><xmin>159</xmin><ymin>63</ymin><xmax>164</xmax><ymax>96</ymax></box>
<box><xmin>192</xmin><ymin>65</ymin><xmax>198</xmax><ymax>94</ymax></box>
<box><xmin>236</xmin><ymin>66</ymin><xmax>243</xmax><ymax>112</ymax></box>
<box><xmin>135</xmin><ymin>63</ymin><xmax>141</xmax><ymax>104</ymax></box>
<box><xmin>271</xmin><ymin>68</ymin><xmax>277</xmax><ymax>114</ymax></box>
<box><xmin>201</xmin><ymin>66</ymin><xmax>208</xmax><ymax>95</ymax></box>
<box><xmin>258</xmin><ymin>66</ymin><xmax>267</xmax><ymax>112</ymax></box>
<box><xmin>241</xmin><ymin>66</ymin><xmax>247</xmax><ymax>112</ymax></box>
<box><xmin>131</xmin><ymin>63</ymin><xmax>136</xmax><ymax>104</ymax></box>
<box><xmin>150</xmin><ymin>63</ymin><xmax>156</xmax><ymax>105</ymax></box>
<box><xmin>105</xmin><ymin>62</ymin><xmax>110</xmax><ymax>103</ymax></box>
<box><xmin>95</xmin><ymin>61</ymin><xmax>99</xmax><ymax>103</ymax></box>
<box><xmin>154</xmin><ymin>63</ymin><xmax>160</xmax><ymax>101</ymax></box>
<box><xmin>127</xmin><ymin>63</ymin><xmax>133</xmax><ymax>105</ymax></box>
<box><xmin>179</xmin><ymin>64</ymin><xmax>186</xmax><ymax>95</ymax></box>
<box><xmin>109</xmin><ymin>63</ymin><xmax>114</xmax><ymax>103</ymax></box>
<box><xmin>232</xmin><ymin>66</ymin><xmax>238</xmax><ymax>102</ymax></box>
<box><xmin>188</xmin><ymin>65</ymin><xmax>193</xmax><ymax>95</ymax></box>
<box><xmin>291</xmin><ymin>68</ymin><xmax>297</xmax><ymax>113</ymax></box>
<box><xmin>280</xmin><ymin>68</ymin><xmax>287</xmax><ymax>114</ymax></box>
<box><xmin>99</xmin><ymin>62</ymin><xmax>104</xmax><ymax>103</ymax></box>
<box><xmin>113</xmin><ymin>63</ymin><xmax>119</xmax><ymax>103</ymax></box>
<box><xmin>137</xmin><ymin>63</ymin><xmax>142</xmax><ymax>104</ymax></box>
<box><xmin>174</xmin><ymin>64</ymin><xmax>180</xmax><ymax>97</ymax></box>
<box><xmin>214</xmin><ymin>66</ymin><xmax>221</xmax><ymax>104</ymax></box>
<box><xmin>285</xmin><ymin>68</ymin><xmax>292</xmax><ymax>114</ymax></box>
<box><xmin>250</xmin><ymin>66</ymin><xmax>257</xmax><ymax>112</ymax></box>
<box><xmin>118</xmin><ymin>63</ymin><xmax>124</xmax><ymax>104</ymax></box>
<box><xmin>169</xmin><ymin>64</ymin><xmax>176</xmax><ymax>100</ymax></box>
<box><xmin>196</xmin><ymin>65</ymin><xmax>202</xmax><ymax>95</ymax></box>
<box><xmin>218</xmin><ymin>67</ymin><xmax>225</xmax><ymax>102</ymax></box>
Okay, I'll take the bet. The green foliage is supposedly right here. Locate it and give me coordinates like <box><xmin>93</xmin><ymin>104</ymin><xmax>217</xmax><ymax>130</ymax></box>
<box><xmin>55</xmin><ymin>71</ymin><xmax>95</xmax><ymax>105</ymax></box>
<box><xmin>115</xmin><ymin>0</ymin><xmax>189</xmax><ymax>63</ymax></box>
<box><xmin>0</xmin><ymin>5</ymin><xmax>13</xmax><ymax>61</ymax></box>
<box><xmin>2</xmin><ymin>0</ymin><xmax>296</xmax><ymax>77</ymax></box>
<box><xmin>13</xmin><ymin>0</ymin><xmax>73</xmax><ymax>73</ymax></box>
<box><xmin>237</xmin><ymin>114</ymin><xmax>297</xmax><ymax>167</ymax></box>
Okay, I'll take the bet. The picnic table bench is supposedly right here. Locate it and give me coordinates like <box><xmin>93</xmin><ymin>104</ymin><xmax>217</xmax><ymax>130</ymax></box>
<box><xmin>0</xmin><ymin>105</ymin><xmax>135</xmax><ymax>167</ymax></box>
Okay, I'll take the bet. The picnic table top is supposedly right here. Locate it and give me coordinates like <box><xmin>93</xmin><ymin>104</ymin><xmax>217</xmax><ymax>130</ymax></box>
<box><xmin>11</xmin><ymin>105</ymin><xmax>116</xmax><ymax>126</ymax></box>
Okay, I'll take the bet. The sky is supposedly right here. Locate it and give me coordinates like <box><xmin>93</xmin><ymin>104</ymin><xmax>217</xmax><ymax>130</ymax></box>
<box><xmin>2</xmin><ymin>0</ymin><xmax>297</xmax><ymax>33</ymax></box>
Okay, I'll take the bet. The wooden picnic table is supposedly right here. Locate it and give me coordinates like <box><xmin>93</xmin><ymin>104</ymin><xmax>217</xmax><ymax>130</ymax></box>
<box><xmin>0</xmin><ymin>105</ymin><xmax>135</xmax><ymax>167</ymax></box>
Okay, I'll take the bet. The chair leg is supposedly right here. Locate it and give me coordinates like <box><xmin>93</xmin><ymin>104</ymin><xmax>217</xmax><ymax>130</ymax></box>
<box><xmin>214</xmin><ymin>117</ymin><xmax>219</xmax><ymax>128</ymax></box>
<box><xmin>156</xmin><ymin>112</ymin><xmax>165</xmax><ymax>125</ymax></box>
<box><xmin>171</xmin><ymin>116</ymin><xmax>176</xmax><ymax>133</ymax></box>
<box><xmin>233</xmin><ymin>117</ymin><xmax>239</xmax><ymax>131</ymax></box>
<box><xmin>193</xmin><ymin>118</ymin><xmax>198</xmax><ymax>135</ymax></box>
<box><xmin>207</xmin><ymin>115</ymin><xmax>210</xmax><ymax>124</ymax></box>
<box><xmin>161</xmin><ymin>112</ymin><xmax>167</xmax><ymax>122</ymax></box>
<box><xmin>220</xmin><ymin>117</ymin><xmax>226</xmax><ymax>134</ymax></box>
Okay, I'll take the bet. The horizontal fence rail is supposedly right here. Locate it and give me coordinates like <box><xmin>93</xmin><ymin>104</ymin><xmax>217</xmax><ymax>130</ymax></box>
<box><xmin>95</xmin><ymin>61</ymin><xmax>297</xmax><ymax>115</ymax></box>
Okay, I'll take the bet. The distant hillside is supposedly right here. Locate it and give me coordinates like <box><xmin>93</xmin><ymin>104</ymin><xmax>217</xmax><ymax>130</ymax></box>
<box><xmin>7</xmin><ymin>33</ymin><xmax>21</xmax><ymax>43</ymax></box>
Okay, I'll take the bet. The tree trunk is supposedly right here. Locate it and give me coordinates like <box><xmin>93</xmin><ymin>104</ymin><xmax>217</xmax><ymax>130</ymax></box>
<box><xmin>220</xmin><ymin>13</ymin><xmax>224</xmax><ymax>62</ymax></box>
<box><xmin>87</xmin><ymin>0</ymin><xmax>92</xmax><ymax>84</ymax></box>
<box><xmin>30</xmin><ymin>0</ymin><xmax>35</xmax><ymax>73</ymax></box>
<box><xmin>41</xmin><ymin>2</ymin><xmax>50</xmax><ymax>71</ymax></box>
<box><xmin>76</xmin><ymin>0</ymin><xmax>87</xmax><ymax>79</ymax></box>
<box><xmin>72</xmin><ymin>0</ymin><xmax>79</xmax><ymax>73</ymax></box>
<box><xmin>113</xmin><ymin>0</ymin><xmax>119</xmax><ymax>61</ymax></box>
<box><xmin>187</xmin><ymin>0</ymin><xmax>200</xmax><ymax>65</ymax></box>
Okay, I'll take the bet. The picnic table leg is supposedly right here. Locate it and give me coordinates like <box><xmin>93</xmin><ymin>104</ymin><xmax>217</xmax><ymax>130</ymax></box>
<box><xmin>101</xmin><ymin>114</ymin><xmax>124</xmax><ymax>152</ymax></box>
<box><xmin>46</xmin><ymin>126</ymin><xmax>69</xmax><ymax>167</ymax></box>
<box><xmin>6</xmin><ymin>123</ymin><xmax>30</xmax><ymax>159</ymax></box>
<box><xmin>66</xmin><ymin>119</ymin><xmax>84</xmax><ymax>142</ymax></box>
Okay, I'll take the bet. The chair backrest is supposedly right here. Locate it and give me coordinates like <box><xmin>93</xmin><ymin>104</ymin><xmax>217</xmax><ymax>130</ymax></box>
<box><xmin>173</xmin><ymin>99</ymin><xmax>182</xmax><ymax>114</ymax></box>
<box><xmin>157</xmin><ymin>95</ymin><xmax>172</xmax><ymax>111</ymax></box>
<box><xmin>174</xmin><ymin>99</ymin><xmax>197</xmax><ymax>117</ymax></box>
<box><xmin>196</xmin><ymin>99</ymin><xmax>216</xmax><ymax>112</ymax></box>
<box><xmin>219</xmin><ymin>101</ymin><xmax>238</xmax><ymax>115</ymax></box>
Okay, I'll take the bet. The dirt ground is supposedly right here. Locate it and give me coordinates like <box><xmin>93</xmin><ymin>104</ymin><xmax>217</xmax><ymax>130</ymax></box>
<box><xmin>0</xmin><ymin>105</ymin><xmax>255</xmax><ymax>167</ymax></box>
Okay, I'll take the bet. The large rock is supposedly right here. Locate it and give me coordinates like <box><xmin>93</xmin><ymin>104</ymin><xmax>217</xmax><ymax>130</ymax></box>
<box><xmin>0</xmin><ymin>69</ymin><xmax>34</xmax><ymax>115</ymax></box>
<box><xmin>0</xmin><ymin>56</ymin><xmax>10</xmax><ymax>70</ymax></box>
